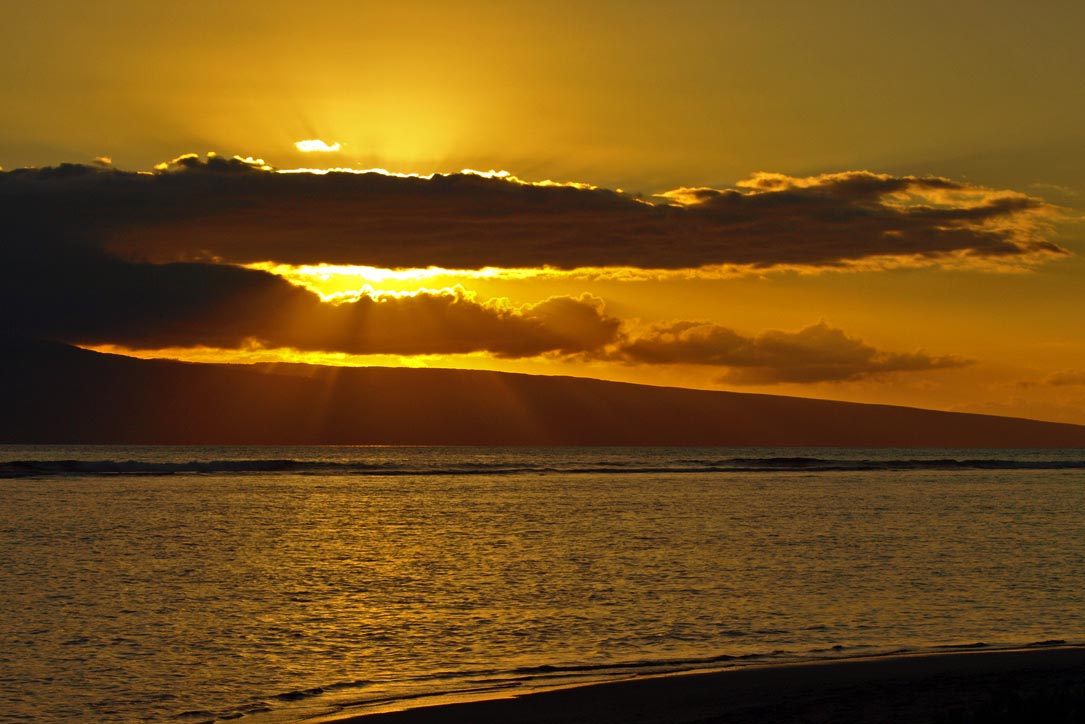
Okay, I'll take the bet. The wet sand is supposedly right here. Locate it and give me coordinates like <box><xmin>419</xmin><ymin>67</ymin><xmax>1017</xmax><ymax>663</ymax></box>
<box><xmin>320</xmin><ymin>646</ymin><xmax>1085</xmax><ymax>723</ymax></box>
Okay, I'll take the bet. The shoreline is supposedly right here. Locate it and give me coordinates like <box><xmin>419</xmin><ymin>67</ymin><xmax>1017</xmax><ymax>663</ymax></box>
<box><xmin>312</xmin><ymin>645</ymin><xmax>1085</xmax><ymax>724</ymax></box>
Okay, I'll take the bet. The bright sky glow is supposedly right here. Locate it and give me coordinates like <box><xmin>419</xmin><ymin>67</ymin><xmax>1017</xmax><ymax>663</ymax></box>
<box><xmin>2</xmin><ymin>2</ymin><xmax>1083</xmax><ymax>424</ymax></box>
<box><xmin>294</xmin><ymin>139</ymin><xmax>342</xmax><ymax>153</ymax></box>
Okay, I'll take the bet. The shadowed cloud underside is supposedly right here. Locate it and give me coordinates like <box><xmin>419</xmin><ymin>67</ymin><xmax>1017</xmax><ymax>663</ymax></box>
<box><xmin>2</xmin><ymin>157</ymin><xmax>1025</xmax><ymax>383</ymax></box>
<box><xmin>1</xmin><ymin>156</ymin><xmax>1063</xmax><ymax>271</ymax></box>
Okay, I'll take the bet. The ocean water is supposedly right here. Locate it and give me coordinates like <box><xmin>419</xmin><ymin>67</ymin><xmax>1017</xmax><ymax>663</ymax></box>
<box><xmin>2</xmin><ymin>446</ymin><xmax>1084</xmax><ymax>723</ymax></box>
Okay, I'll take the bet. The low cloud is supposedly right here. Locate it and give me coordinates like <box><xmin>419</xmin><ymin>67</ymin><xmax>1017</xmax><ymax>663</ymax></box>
<box><xmin>1018</xmin><ymin>369</ymin><xmax>1085</xmax><ymax>389</ymax></box>
<box><xmin>0</xmin><ymin>157</ymin><xmax>1015</xmax><ymax>372</ymax></box>
<box><xmin>0</xmin><ymin>156</ymin><xmax>1065</xmax><ymax>272</ymax></box>
<box><xmin>1</xmin><ymin>249</ymin><xmax>619</xmax><ymax>357</ymax></box>
<box><xmin>0</xmin><ymin>232</ymin><xmax>963</xmax><ymax>378</ymax></box>
<box><xmin>1042</xmin><ymin>370</ymin><xmax>1085</xmax><ymax>386</ymax></box>
<box><xmin>295</xmin><ymin>140</ymin><xmax>341</xmax><ymax>153</ymax></box>
<box><xmin>616</xmin><ymin>321</ymin><xmax>969</xmax><ymax>384</ymax></box>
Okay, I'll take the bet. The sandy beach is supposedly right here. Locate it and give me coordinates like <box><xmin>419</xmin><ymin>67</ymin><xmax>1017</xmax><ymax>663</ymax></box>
<box><xmin>319</xmin><ymin>646</ymin><xmax>1085</xmax><ymax>724</ymax></box>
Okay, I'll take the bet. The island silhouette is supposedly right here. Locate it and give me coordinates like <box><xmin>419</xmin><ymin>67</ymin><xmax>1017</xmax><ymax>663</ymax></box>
<box><xmin>4</xmin><ymin>339</ymin><xmax>1084</xmax><ymax>447</ymax></box>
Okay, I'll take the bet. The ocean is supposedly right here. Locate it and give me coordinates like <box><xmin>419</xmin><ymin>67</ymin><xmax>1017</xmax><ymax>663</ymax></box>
<box><xmin>2</xmin><ymin>446</ymin><xmax>1084</xmax><ymax>723</ymax></box>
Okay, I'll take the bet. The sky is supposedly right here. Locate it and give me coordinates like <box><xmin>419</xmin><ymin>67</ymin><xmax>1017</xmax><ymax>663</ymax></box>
<box><xmin>2</xmin><ymin>0</ymin><xmax>1084</xmax><ymax>424</ymax></box>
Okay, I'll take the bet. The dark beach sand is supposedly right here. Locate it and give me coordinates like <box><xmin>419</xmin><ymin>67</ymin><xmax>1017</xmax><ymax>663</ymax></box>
<box><xmin>319</xmin><ymin>646</ymin><xmax>1085</xmax><ymax>724</ymax></box>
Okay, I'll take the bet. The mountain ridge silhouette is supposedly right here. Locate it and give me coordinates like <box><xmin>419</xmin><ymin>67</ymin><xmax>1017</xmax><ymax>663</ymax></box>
<box><xmin>3</xmin><ymin>339</ymin><xmax>1083</xmax><ymax>447</ymax></box>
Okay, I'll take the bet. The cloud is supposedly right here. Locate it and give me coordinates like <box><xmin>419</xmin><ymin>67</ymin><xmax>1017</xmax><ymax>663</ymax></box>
<box><xmin>294</xmin><ymin>139</ymin><xmax>341</xmax><ymax>153</ymax></box>
<box><xmin>0</xmin><ymin>157</ymin><xmax>1029</xmax><ymax>369</ymax></box>
<box><xmin>0</xmin><ymin>246</ymin><xmax>619</xmax><ymax>357</ymax></box>
<box><xmin>615</xmin><ymin>321</ymin><xmax>969</xmax><ymax>384</ymax></box>
<box><xmin>1042</xmin><ymin>370</ymin><xmax>1085</xmax><ymax>386</ymax></box>
<box><xmin>0</xmin><ymin>211</ymin><xmax>963</xmax><ymax>375</ymax></box>
<box><xmin>0</xmin><ymin>157</ymin><xmax>1065</xmax><ymax>272</ymax></box>
<box><xmin>0</xmin><ymin>218</ymin><xmax>961</xmax><ymax>374</ymax></box>
<box><xmin>1018</xmin><ymin>369</ymin><xmax>1085</xmax><ymax>388</ymax></box>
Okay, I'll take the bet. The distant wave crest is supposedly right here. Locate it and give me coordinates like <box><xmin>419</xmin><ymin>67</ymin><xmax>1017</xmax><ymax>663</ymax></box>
<box><xmin>3</xmin><ymin>456</ymin><xmax>1085</xmax><ymax>478</ymax></box>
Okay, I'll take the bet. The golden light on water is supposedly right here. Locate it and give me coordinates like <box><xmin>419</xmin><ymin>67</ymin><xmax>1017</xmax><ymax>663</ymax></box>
<box><xmin>5</xmin><ymin>6</ymin><xmax>1085</xmax><ymax>721</ymax></box>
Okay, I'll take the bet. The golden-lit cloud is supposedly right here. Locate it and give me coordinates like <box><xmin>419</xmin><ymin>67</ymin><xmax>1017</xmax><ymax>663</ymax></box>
<box><xmin>0</xmin><ymin>200</ymin><xmax>968</xmax><ymax>382</ymax></box>
<box><xmin>294</xmin><ymin>139</ymin><xmax>341</xmax><ymax>152</ymax></box>
<box><xmin>245</xmin><ymin>262</ymin><xmax>521</xmax><ymax>299</ymax></box>
<box><xmin>2</xmin><ymin>156</ymin><xmax>1065</xmax><ymax>275</ymax></box>
<box><xmin>1</xmin><ymin>241</ymin><xmax>620</xmax><ymax>358</ymax></box>
<box><xmin>76</xmin><ymin>317</ymin><xmax>969</xmax><ymax>387</ymax></box>
<box><xmin>0</xmin><ymin>157</ymin><xmax>1057</xmax><ymax>397</ymax></box>
<box><xmin>152</xmin><ymin>152</ymin><xmax>272</xmax><ymax>172</ymax></box>
<box><xmin>615</xmin><ymin>321</ymin><xmax>969</xmax><ymax>384</ymax></box>
<box><xmin>245</xmin><ymin>262</ymin><xmax>751</xmax><ymax>300</ymax></box>
<box><xmin>79</xmin><ymin>342</ymin><xmax>459</xmax><ymax>369</ymax></box>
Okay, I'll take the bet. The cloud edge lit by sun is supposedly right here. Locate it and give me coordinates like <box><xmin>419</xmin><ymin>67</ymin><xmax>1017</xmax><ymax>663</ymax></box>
<box><xmin>294</xmin><ymin>139</ymin><xmax>342</xmax><ymax>153</ymax></box>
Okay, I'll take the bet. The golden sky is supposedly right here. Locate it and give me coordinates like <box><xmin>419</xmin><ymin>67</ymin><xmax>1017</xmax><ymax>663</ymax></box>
<box><xmin>2</xmin><ymin>1</ymin><xmax>1084</xmax><ymax>423</ymax></box>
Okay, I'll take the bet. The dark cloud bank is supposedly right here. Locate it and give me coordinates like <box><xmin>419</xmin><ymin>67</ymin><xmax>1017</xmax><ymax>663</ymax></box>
<box><xmin>1</xmin><ymin>155</ymin><xmax>1062</xmax><ymax>269</ymax></box>
<box><xmin>2</xmin><ymin>156</ymin><xmax>1054</xmax><ymax>379</ymax></box>
<box><xmin>3</xmin><ymin>250</ymin><xmax>618</xmax><ymax>358</ymax></box>
<box><xmin>619</xmin><ymin>321</ymin><xmax>966</xmax><ymax>384</ymax></box>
